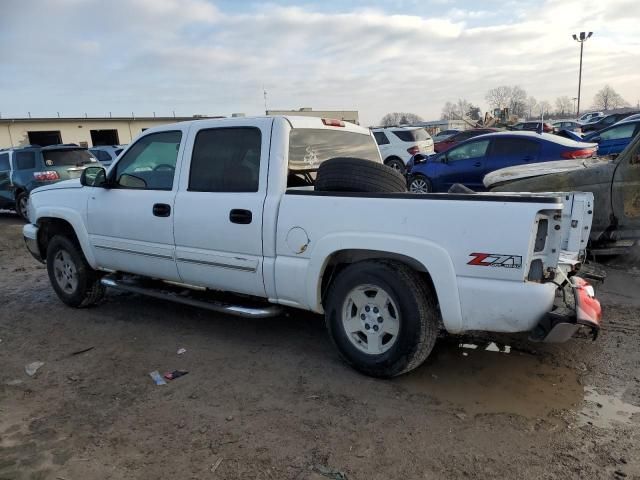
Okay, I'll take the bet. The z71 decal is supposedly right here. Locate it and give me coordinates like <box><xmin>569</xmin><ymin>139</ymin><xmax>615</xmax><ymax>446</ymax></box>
<box><xmin>468</xmin><ymin>253</ymin><xmax>522</xmax><ymax>269</ymax></box>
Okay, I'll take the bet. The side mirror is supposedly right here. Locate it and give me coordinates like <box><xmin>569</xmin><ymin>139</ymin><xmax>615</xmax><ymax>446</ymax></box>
<box><xmin>80</xmin><ymin>166</ymin><xmax>107</xmax><ymax>187</ymax></box>
<box><xmin>413</xmin><ymin>154</ymin><xmax>427</xmax><ymax>164</ymax></box>
<box><xmin>591</xmin><ymin>136</ymin><xmax>601</xmax><ymax>143</ymax></box>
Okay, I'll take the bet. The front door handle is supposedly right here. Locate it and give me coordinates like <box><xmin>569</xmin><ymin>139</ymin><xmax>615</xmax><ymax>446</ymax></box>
<box><xmin>229</xmin><ymin>209</ymin><xmax>252</xmax><ymax>224</ymax></box>
<box><xmin>152</xmin><ymin>203</ymin><xmax>171</xmax><ymax>217</ymax></box>
<box><xmin>473</xmin><ymin>162</ymin><xmax>481</xmax><ymax>167</ymax></box>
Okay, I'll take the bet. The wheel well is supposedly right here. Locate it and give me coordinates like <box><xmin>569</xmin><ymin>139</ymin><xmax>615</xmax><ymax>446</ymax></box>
<box><xmin>37</xmin><ymin>218</ymin><xmax>79</xmax><ymax>260</ymax></box>
<box><xmin>14</xmin><ymin>188</ymin><xmax>25</xmax><ymax>199</ymax></box>
<box><xmin>320</xmin><ymin>249</ymin><xmax>437</xmax><ymax>306</ymax></box>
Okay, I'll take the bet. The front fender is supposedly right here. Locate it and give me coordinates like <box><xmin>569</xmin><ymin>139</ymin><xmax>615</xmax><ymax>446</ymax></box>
<box><xmin>306</xmin><ymin>232</ymin><xmax>464</xmax><ymax>333</ymax></box>
<box><xmin>35</xmin><ymin>206</ymin><xmax>97</xmax><ymax>268</ymax></box>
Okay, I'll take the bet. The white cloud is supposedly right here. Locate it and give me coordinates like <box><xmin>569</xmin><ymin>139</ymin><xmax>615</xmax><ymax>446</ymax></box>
<box><xmin>0</xmin><ymin>0</ymin><xmax>638</xmax><ymax>124</ymax></box>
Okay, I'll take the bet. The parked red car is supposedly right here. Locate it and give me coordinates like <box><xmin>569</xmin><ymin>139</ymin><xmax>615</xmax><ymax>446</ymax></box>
<box><xmin>434</xmin><ymin>128</ymin><xmax>499</xmax><ymax>153</ymax></box>
<box><xmin>507</xmin><ymin>121</ymin><xmax>554</xmax><ymax>133</ymax></box>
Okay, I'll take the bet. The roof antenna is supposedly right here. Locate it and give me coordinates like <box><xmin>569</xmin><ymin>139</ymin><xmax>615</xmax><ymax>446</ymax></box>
<box><xmin>263</xmin><ymin>86</ymin><xmax>268</xmax><ymax>115</ymax></box>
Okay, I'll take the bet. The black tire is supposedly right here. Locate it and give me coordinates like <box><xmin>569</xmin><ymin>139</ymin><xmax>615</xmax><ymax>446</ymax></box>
<box><xmin>324</xmin><ymin>260</ymin><xmax>439</xmax><ymax>378</ymax></box>
<box><xmin>384</xmin><ymin>157</ymin><xmax>406</xmax><ymax>175</ymax></box>
<box><xmin>315</xmin><ymin>157</ymin><xmax>407</xmax><ymax>193</ymax></box>
<box><xmin>408</xmin><ymin>175</ymin><xmax>432</xmax><ymax>194</ymax></box>
<box><xmin>46</xmin><ymin>235</ymin><xmax>105</xmax><ymax>308</ymax></box>
<box><xmin>16</xmin><ymin>192</ymin><xmax>29</xmax><ymax>221</ymax></box>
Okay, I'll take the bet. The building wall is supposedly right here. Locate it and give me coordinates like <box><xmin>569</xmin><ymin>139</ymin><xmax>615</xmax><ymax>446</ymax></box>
<box><xmin>267</xmin><ymin>109</ymin><xmax>359</xmax><ymax>124</ymax></box>
<box><xmin>0</xmin><ymin>118</ymin><xmax>199</xmax><ymax>148</ymax></box>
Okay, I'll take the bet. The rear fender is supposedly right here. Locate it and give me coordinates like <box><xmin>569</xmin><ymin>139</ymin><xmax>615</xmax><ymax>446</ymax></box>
<box><xmin>307</xmin><ymin>233</ymin><xmax>463</xmax><ymax>333</ymax></box>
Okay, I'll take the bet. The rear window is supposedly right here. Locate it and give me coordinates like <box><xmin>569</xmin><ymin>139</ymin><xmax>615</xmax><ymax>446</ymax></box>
<box><xmin>288</xmin><ymin>129</ymin><xmax>380</xmax><ymax>171</ymax></box>
<box><xmin>392</xmin><ymin>128</ymin><xmax>430</xmax><ymax>142</ymax></box>
<box><xmin>42</xmin><ymin>149</ymin><xmax>96</xmax><ymax>167</ymax></box>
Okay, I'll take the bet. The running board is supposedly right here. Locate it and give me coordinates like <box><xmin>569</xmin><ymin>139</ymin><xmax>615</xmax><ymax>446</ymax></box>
<box><xmin>100</xmin><ymin>275</ymin><xmax>283</xmax><ymax>319</ymax></box>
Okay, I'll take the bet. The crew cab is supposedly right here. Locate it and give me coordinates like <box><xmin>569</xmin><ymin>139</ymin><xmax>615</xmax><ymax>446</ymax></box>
<box><xmin>22</xmin><ymin>116</ymin><xmax>602</xmax><ymax>377</ymax></box>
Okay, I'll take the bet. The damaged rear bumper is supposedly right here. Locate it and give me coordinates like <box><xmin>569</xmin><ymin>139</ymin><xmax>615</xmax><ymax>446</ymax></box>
<box><xmin>530</xmin><ymin>276</ymin><xmax>602</xmax><ymax>343</ymax></box>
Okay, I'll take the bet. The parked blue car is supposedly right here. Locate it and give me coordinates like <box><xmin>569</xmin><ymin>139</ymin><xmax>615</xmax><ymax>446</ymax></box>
<box><xmin>406</xmin><ymin>131</ymin><xmax>597</xmax><ymax>193</ymax></box>
<box><xmin>582</xmin><ymin>119</ymin><xmax>640</xmax><ymax>156</ymax></box>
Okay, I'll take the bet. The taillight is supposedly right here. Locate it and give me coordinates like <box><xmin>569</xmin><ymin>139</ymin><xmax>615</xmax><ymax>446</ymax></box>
<box><xmin>33</xmin><ymin>171</ymin><xmax>60</xmax><ymax>181</ymax></box>
<box><xmin>407</xmin><ymin>146</ymin><xmax>420</xmax><ymax>155</ymax></box>
<box><xmin>562</xmin><ymin>148</ymin><xmax>595</xmax><ymax>159</ymax></box>
<box><xmin>322</xmin><ymin>118</ymin><xmax>345</xmax><ymax>127</ymax></box>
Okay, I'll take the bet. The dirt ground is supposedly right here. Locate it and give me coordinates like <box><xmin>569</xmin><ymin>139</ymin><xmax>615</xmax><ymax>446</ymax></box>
<box><xmin>1</xmin><ymin>211</ymin><xmax>639</xmax><ymax>480</ymax></box>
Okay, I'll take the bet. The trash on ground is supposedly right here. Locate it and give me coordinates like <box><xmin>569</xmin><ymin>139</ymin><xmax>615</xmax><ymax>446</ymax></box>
<box><xmin>25</xmin><ymin>361</ymin><xmax>44</xmax><ymax>376</ymax></box>
<box><xmin>149</xmin><ymin>370</ymin><xmax>167</xmax><ymax>385</ymax></box>
<box><xmin>210</xmin><ymin>457</ymin><xmax>223</xmax><ymax>474</ymax></box>
<box><xmin>71</xmin><ymin>346</ymin><xmax>95</xmax><ymax>356</ymax></box>
<box><xmin>164</xmin><ymin>370</ymin><xmax>188</xmax><ymax>381</ymax></box>
<box><xmin>177</xmin><ymin>347</ymin><xmax>187</xmax><ymax>355</ymax></box>
<box><xmin>313</xmin><ymin>464</ymin><xmax>348</xmax><ymax>480</ymax></box>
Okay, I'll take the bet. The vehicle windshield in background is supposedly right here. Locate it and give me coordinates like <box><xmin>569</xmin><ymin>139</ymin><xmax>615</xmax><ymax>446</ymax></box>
<box><xmin>392</xmin><ymin>128</ymin><xmax>430</xmax><ymax>142</ymax></box>
<box><xmin>288</xmin><ymin>129</ymin><xmax>380</xmax><ymax>171</ymax></box>
<box><xmin>42</xmin><ymin>149</ymin><xmax>96</xmax><ymax>167</ymax></box>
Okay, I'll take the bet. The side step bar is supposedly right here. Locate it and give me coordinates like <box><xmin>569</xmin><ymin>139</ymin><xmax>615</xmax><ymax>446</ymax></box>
<box><xmin>100</xmin><ymin>274</ymin><xmax>283</xmax><ymax>319</ymax></box>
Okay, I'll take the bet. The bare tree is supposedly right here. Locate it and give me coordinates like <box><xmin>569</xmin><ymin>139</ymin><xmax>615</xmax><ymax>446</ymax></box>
<box><xmin>592</xmin><ymin>85</ymin><xmax>628</xmax><ymax>111</ymax></box>
<box><xmin>508</xmin><ymin>86</ymin><xmax>528</xmax><ymax>118</ymax></box>
<box><xmin>554</xmin><ymin>96</ymin><xmax>573</xmax><ymax>116</ymax></box>
<box><xmin>536</xmin><ymin>100</ymin><xmax>552</xmax><ymax>117</ymax></box>
<box><xmin>440</xmin><ymin>102</ymin><xmax>457</xmax><ymax>120</ymax></box>
<box><xmin>380</xmin><ymin>112</ymin><xmax>424</xmax><ymax>126</ymax></box>
<box><xmin>485</xmin><ymin>86</ymin><xmax>511</xmax><ymax>109</ymax></box>
<box><xmin>526</xmin><ymin>96</ymin><xmax>537</xmax><ymax>119</ymax></box>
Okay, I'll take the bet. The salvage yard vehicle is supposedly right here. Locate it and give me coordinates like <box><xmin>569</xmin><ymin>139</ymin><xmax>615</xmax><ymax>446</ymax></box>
<box><xmin>581</xmin><ymin>111</ymin><xmax>638</xmax><ymax>133</ymax></box>
<box><xmin>406</xmin><ymin>131</ymin><xmax>597</xmax><ymax>193</ymax></box>
<box><xmin>23</xmin><ymin>116</ymin><xmax>601</xmax><ymax>378</ymax></box>
<box><xmin>485</xmin><ymin>132</ymin><xmax>640</xmax><ymax>255</ymax></box>
<box><xmin>582</xmin><ymin>119</ymin><xmax>640</xmax><ymax>156</ymax></box>
<box><xmin>0</xmin><ymin>144</ymin><xmax>99</xmax><ymax>220</ymax></box>
<box><xmin>433</xmin><ymin>128</ymin><xmax>498</xmax><ymax>153</ymax></box>
<box><xmin>371</xmin><ymin>126</ymin><xmax>434</xmax><ymax>174</ymax></box>
<box><xmin>89</xmin><ymin>145</ymin><xmax>126</xmax><ymax>167</ymax></box>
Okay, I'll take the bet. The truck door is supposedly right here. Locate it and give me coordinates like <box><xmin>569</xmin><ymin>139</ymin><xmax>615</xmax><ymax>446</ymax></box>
<box><xmin>173</xmin><ymin>118</ymin><xmax>273</xmax><ymax>297</ymax></box>
<box><xmin>611</xmin><ymin>134</ymin><xmax>640</xmax><ymax>240</ymax></box>
<box><xmin>87</xmin><ymin>129</ymin><xmax>187</xmax><ymax>281</ymax></box>
<box><xmin>439</xmin><ymin>138</ymin><xmax>490</xmax><ymax>191</ymax></box>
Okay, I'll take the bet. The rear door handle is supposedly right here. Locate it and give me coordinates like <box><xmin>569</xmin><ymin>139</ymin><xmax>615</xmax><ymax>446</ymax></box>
<box><xmin>152</xmin><ymin>203</ymin><xmax>171</xmax><ymax>217</ymax></box>
<box><xmin>523</xmin><ymin>156</ymin><xmax>534</xmax><ymax>162</ymax></box>
<box><xmin>473</xmin><ymin>162</ymin><xmax>481</xmax><ymax>167</ymax></box>
<box><xmin>229</xmin><ymin>209</ymin><xmax>252</xmax><ymax>224</ymax></box>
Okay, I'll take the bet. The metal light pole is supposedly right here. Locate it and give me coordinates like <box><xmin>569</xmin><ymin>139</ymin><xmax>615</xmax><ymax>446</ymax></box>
<box><xmin>572</xmin><ymin>31</ymin><xmax>593</xmax><ymax>116</ymax></box>
<box><xmin>572</xmin><ymin>97</ymin><xmax>578</xmax><ymax>115</ymax></box>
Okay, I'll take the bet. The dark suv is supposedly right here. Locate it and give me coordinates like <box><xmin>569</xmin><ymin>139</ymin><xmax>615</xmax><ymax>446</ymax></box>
<box><xmin>0</xmin><ymin>144</ymin><xmax>99</xmax><ymax>219</ymax></box>
<box><xmin>581</xmin><ymin>112</ymin><xmax>639</xmax><ymax>133</ymax></box>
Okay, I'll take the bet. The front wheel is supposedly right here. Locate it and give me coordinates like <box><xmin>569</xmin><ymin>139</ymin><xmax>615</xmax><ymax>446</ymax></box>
<box><xmin>409</xmin><ymin>175</ymin><xmax>432</xmax><ymax>193</ymax></box>
<box><xmin>46</xmin><ymin>235</ymin><xmax>105</xmax><ymax>308</ymax></box>
<box><xmin>324</xmin><ymin>260</ymin><xmax>439</xmax><ymax>378</ymax></box>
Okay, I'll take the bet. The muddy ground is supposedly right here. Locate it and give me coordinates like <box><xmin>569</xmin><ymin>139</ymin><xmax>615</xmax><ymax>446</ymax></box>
<box><xmin>1</xmin><ymin>211</ymin><xmax>639</xmax><ymax>479</ymax></box>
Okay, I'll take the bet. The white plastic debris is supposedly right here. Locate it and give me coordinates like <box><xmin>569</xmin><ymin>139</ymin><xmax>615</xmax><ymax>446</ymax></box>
<box><xmin>25</xmin><ymin>361</ymin><xmax>45</xmax><ymax>376</ymax></box>
<box><xmin>177</xmin><ymin>348</ymin><xmax>187</xmax><ymax>355</ymax></box>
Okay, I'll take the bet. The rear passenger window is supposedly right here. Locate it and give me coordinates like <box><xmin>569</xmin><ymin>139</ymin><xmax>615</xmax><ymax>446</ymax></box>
<box><xmin>491</xmin><ymin>138</ymin><xmax>540</xmax><ymax>156</ymax></box>
<box><xmin>16</xmin><ymin>151</ymin><xmax>36</xmax><ymax>170</ymax></box>
<box><xmin>373</xmin><ymin>132</ymin><xmax>390</xmax><ymax>145</ymax></box>
<box><xmin>0</xmin><ymin>153</ymin><xmax>9</xmax><ymax>170</ymax></box>
<box><xmin>189</xmin><ymin>127</ymin><xmax>261</xmax><ymax>193</ymax></box>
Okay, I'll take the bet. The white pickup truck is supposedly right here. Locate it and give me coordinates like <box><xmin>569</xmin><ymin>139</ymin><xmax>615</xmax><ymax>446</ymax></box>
<box><xmin>23</xmin><ymin>116</ymin><xmax>602</xmax><ymax>377</ymax></box>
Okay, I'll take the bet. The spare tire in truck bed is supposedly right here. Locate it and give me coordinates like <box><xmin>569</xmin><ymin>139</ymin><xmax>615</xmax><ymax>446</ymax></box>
<box><xmin>314</xmin><ymin>157</ymin><xmax>407</xmax><ymax>193</ymax></box>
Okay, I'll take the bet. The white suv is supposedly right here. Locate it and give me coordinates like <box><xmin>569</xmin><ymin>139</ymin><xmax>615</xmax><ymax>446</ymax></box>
<box><xmin>371</xmin><ymin>126</ymin><xmax>434</xmax><ymax>173</ymax></box>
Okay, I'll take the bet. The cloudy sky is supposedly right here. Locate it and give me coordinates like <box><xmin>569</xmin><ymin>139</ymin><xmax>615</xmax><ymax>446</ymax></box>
<box><xmin>1</xmin><ymin>0</ymin><xmax>639</xmax><ymax>125</ymax></box>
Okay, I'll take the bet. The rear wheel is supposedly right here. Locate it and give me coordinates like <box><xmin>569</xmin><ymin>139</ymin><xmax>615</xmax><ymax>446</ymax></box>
<box><xmin>409</xmin><ymin>175</ymin><xmax>432</xmax><ymax>193</ymax></box>
<box><xmin>16</xmin><ymin>192</ymin><xmax>29</xmax><ymax>220</ymax></box>
<box><xmin>46</xmin><ymin>235</ymin><xmax>105</xmax><ymax>308</ymax></box>
<box><xmin>384</xmin><ymin>157</ymin><xmax>406</xmax><ymax>175</ymax></box>
<box><xmin>324</xmin><ymin>260</ymin><xmax>439</xmax><ymax>378</ymax></box>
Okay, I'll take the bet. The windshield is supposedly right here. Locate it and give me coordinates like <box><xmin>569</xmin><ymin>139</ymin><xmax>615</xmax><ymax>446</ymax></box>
<box><xmin>42</xmin><ymin>148</ymin><xmax>96</xmax><ymax>167</ymax></box>
<box><xmin>288</xmin><ymin>129</ymin><xmax>380</xmax><ymax>171</ymax></box>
